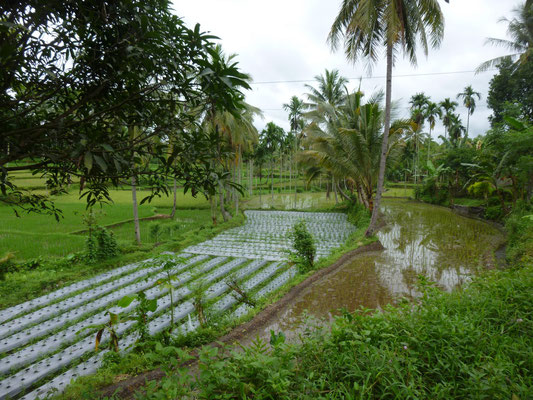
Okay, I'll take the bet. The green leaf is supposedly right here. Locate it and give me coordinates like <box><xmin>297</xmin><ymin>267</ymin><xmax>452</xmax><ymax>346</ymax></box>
<box><xmin>147</xmin><ymin>299</ymin><xmax>158</xmax><ymax>312</ymax></box>
<box><xmin>93</xmin><ymin>155</ymin><xmax>107</xmax><ymax>172</ymax></box>
<box><xmin>504</xmin><ymin>116</ymin><xmax>525</xmax><ymax>131</ymax></box>
<box><xmin>109</xmin><ymin>312</ymin><xmax>119</xmax><ymax>325</ymax></box>
<box><xmin>84</xmin><ymin>151</ymin><xmax>93</xmax><ymax>172</ymax></box>
<box><xmin>117</xmin><ymin>294</ymin><xmax>136</xmax><ymax>308</ymax></box>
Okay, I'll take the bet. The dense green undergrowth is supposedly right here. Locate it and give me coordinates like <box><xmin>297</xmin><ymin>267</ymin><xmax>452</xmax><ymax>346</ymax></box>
<box><xmin>117</xmin><ymin>206</ymin><xmax>533</xmax><ymax>400</ymax></box>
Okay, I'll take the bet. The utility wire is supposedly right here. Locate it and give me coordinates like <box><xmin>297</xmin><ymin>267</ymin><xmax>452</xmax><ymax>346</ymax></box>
<box><xmin>251</xmin><ymin>69</ymin><xmax>496</xmax><ymax>85</ymax></box>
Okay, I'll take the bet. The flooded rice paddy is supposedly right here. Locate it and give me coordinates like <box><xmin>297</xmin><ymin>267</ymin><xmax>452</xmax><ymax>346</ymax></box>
<box><xmin>246</xmin><ymin>199</ymin><xmax>505</xmax><ymax>342</ymax></box>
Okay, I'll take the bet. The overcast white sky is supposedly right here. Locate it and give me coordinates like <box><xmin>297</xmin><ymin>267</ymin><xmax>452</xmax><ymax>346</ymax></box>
<box><xmin>174</xmin><ymin>0</ymin><xmax>518</xmax><ymax>139</ymax></box>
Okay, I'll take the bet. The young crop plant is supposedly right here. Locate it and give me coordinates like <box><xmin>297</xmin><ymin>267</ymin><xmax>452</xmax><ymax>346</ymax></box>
<box><xmin>118</xmin><ymin>291</ymin><xmax>158</xmax><ymax>343</ymax></box>
<box><xmin>289</xmin><ymin>220</ymin><xmax>316</xmax><ymax>273</ymax></box>
<box><xmin>155</xmin><ymin>254</ymin><xmax>186</xmax><ymax>331</ymax></box>
<box><xmin>78</xmin><ymin>311</ymin><xmax>121</xmax><ymax>352</ymax></box>
<box><xmin>189</xmin><ymin>279</ymin><xmax>209</xmax><ymax>328</ymax></box>
<box><xmin>226</xmin><ymin>274</ymin><xmax>256</xmax><ymax>306</ymax></box>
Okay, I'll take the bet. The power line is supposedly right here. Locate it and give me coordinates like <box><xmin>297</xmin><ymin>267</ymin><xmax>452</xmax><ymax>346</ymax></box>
<box><xmin>251</xmin><ymin>69</ymin><xmax>496</xmax><ymax>85</ymax></box>
<box><xmin>261</xmin><ymin>104</ymin><xmax>491</xmax><ymax>112</ymax></box>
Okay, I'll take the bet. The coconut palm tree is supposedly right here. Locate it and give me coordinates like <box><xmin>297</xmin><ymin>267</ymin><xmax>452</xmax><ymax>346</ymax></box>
<box><xmin>424</xmin><ymin>101</ymin><xmax>442</xmax><ymax>163</ymax></box>
<box><xmin>282</xmin><ymin>96</ymin><xmax>306</xmax><ymax>199</ymax></box>
<box><xmin>448</xmin><ymin>113</ymin><xmax>466</xmax><ymax>144</ymax></box>
<box><xmin>282</xmin><ymin>96</ymin><xmax>305</xmax><ymax>134</ymax></box>
<box><xmin>439</xmin><ymin>98</ymin><xmax>458</xmax><ymax>140</ymax></box>
<box><xmin>301</xmin><ymin>90</ymin><xmax>408</xmax><ymax>209</ymax></box>
<box><xmin>305</xmin><ymin>69</ymin><xmax>349</xmax><ymax>110</ymax></box>
<box><xmin>328</xmin><ymin>0</ymin><xmax>445</xmax><ymax>235</ymax></box>
<box><xmin>477</xmin><ymin>0</ymin><xmax>533</xmax><ymax>73</ymax></box>
<box><xmin>457</xmin><ymin>85</ymin><xmax>481</xmax><ymax>136</ymax></box>
<box><xmin>409</xmin><ymin>93</ymin><xmax>430</xmax><ymax>184</ymax></box>
<box><xmin>201</xmin><ymin>45</ymin><xmax>257</xmax><ymax>221</ymax></box>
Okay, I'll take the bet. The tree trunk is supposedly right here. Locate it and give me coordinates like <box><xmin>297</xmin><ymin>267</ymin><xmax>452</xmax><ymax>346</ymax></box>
<box><xmin>270</xmin><ymin>159</ymin><xmax>274</xmax><ymax>202</ymax></box>
<box><xmin>259</xmin><ymin>164</ymin><xmax>262</xmax><ymax>206</ymax></box>
<box><xmin>210</xmin><ymin>195</ymin><xmax>217</xmax><ymax>225</ymax></box>
<box><xmin>219</xmin><ymin>182</ymin><xmax>231</xmax><ymax>222</ymax></box>
<box><xmin>249</xmin><ymin>160</ymin><xmax>253</xmax><ymax>197</ymax></box>
<box><xmin>279</xmin><ymin>151</ymin><xmax>283</xmax><ymax>193</ymax></box>
<box><xmin>170</xmin><ymin>178</ymin><xmax>177</xmax><ymax>218</ymax></box>
<box><xmin>131</xmin><ymin>174</ymin><xmax>141</xmax><ymax>245</ymax></box>
<box><xmin>294</xmin><ymin>165</ymin><xmax>298</xmax><ymax>206</ymax></box>
<box><xmin>336</xmin><ymin>182</ymin><xmax>352</xmax><ymax>203</ymax></box>
<box><xmin>367</xmin><ymin>43</ymin><xmax>393</xmax><ymax>236</ymax></box>
<box><xmin>333</xmin><ymin>176</ymin><xmax>338</xmax><ymax>204</ymax></box>
<box><xmin>289</xmin><ymin>155</ymin><xmax>292</xmax><ymax>194</ymax></box>
<box><xmin>466</xmin><ymin>112</ymin><xmax>470</xmax><ymax>137</ymax></box>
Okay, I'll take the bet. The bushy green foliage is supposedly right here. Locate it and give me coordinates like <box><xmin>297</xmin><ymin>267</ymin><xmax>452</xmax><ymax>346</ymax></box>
<box><xmin>505</xmin><ymin>202</ymin><xmax>533</xmax><ymax>264</ymax></box>
<box><xmin>468</xmin><ymin>181</ymin><xmax>495</xmax><ymax>199</ymax></box>
<box><xmin>85</xmin><ymin>226</ymin><xmax>119</xmax><ymax>263</ymax></box>
<box><xmin>415</xmin><ymin>180</ymin><xmax>449</xmax><ymax>205</ymax></box>
<box><xmin>485</xmin><ymin>205</ymin><xmax>504</xmax><ymax>221</ymax></box>
<box><xmin>289</xmin><ymin>221</ymin><xmax>316</xmax><ymax>272</ymax></box>
<box><xmin>0</xmin><ymin>252</ymin><xmax>15</xmax><ymax>281</ymax></box>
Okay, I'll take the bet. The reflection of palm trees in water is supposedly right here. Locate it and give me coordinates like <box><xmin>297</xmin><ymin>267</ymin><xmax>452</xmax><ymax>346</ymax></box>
<box><xmin>374</xmin><ymin>202</ymin><xmax>497</xmax><ymax>297</ymax></box>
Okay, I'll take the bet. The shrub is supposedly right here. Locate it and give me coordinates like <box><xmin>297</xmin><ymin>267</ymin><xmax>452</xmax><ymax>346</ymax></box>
<box><xmin>0</xmin><ymin>252</ymin><xmax>15</xmax><ymax>281</ymax></box>
<box><xmin>505</xmin><ymin>202</ymin><xmax>533</xmax><ymax>264</ymax></box>
<box><xmin>290</xmin><ymin>221</ymin><xmax>316</xmax><ymax>273</ymax></box>
<box><xmin>149</xmin><ymin>223</ymin><xmax>162</xmax><ymax>242</ymax></box>
<box><xmin>85</xmin><ymin>226</ymin><xmax>119</xmax><ymax>263</ymax></box>
<box><xmin>485</xmin><ymin>205</ymin><xmax>504</xmax><ymax>221</ymax></box>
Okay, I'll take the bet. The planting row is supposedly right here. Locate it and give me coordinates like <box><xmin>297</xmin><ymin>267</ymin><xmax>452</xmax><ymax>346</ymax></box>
<box><xmin>185</xmin><ymin>210</ymin><xmax>356</xmax><ymax>260</ymax></box>
<box><xmin>0</xmin><ymin>255</ymin><xmax>294</xmax><ymax>399</ymax></box>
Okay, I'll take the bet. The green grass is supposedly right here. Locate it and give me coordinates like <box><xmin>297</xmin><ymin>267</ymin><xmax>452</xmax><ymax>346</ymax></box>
<box><xmin>0</xmin><ymin>210</ymin><xmax>244</xmax><ymax>308</ymax></box>
<box><xmin>0</xmin><ymin>189</ymin><xmax>210</xmax><ymax>260</ymax></box>
<box><xmin>243</xmin><ymin>192</ymin><xmax>337</xmax><ymax>210</ymax></box>
<box><xmin>383</xmin><ymin>187</ymin><xmax>414</xmax><ymax>198</ymax></box>
<box><xmin>176</xmin><ymin>263</ymin><xmax>532</xmax><ymax>399</ymax></box>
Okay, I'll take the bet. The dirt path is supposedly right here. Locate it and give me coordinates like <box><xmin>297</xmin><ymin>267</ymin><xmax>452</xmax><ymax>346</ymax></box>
<box><xmin>98</xmin><ymin>241</ymin><xmax>384</xmax><ymax>399</ymax></box>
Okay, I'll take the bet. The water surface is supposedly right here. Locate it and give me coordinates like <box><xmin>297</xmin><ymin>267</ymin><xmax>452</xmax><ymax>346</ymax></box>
<box><xmin>244</xmin><ymin>199</ymin><xmax>504</xmax><ymax>343</ymax></box>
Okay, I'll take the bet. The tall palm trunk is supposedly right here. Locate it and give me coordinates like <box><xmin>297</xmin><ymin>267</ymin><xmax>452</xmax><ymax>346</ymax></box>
<box><xmin>333</xmin><ymin>176</ymin><xmax>338</xmax><ymax>204</ymax></box>
<box><xmin>170</xmin><ymin>178</ymin><xmax>177</xmax><ymax>218</ymax></box>
<box><xmin>466</xmin><ymin>111</ymin><xmax>470</xmax><ymax>137</ymax></box>
<box><xmin>270</xmin><ymin>158</ymin><xmax>274</xmax><ymax>202</ymax></box>
<box><xmin>294</xmin><ymin>164</ymin><xmax>298</xmax><ymax>206</ymax></box>
<box><xmin>131</xmin><ymin>174</ymin><xmax>141</xmax><ymax>245</ymax></box>
<box><xmin>219</xmin><ymin>181</ymin><xmax>231</xmax><ymax>222</ymax></box>
<box><xmin>336</xmin><ymin>181</ymin><xmax>352</xmax><ymax>202</ymax></box>
<box><xmin>128</xmin><ymin>125</ymin><xmax>141</xmax><ymax>245</ymax></box>
<box><xmin>248</xmin><ymin>159</ymin><xmax>253</xmax><ymax>197</ymax></box>
<box><xmin>210</xmin><ymin>195</ymin><xmax>217</xmax><ymax>225</ymax></box>
<box><xmin>289</xmin><ymin>155</ymin><xmax>292</xmax><ymax>194</ymax></box>
<box><xmin>367</xmin><ymin>43</ymin><xmax>393</xmax><ymax>236</ymax></box>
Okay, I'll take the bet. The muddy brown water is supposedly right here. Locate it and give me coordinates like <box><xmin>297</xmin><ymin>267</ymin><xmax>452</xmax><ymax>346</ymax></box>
<box><xmin>242</xmin><ymin>199</ymin><xmax>505</xmax><ymax>344</ymax></box>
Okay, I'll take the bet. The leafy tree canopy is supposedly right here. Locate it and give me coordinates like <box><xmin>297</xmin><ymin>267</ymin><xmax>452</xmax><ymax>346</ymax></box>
<box><xmin>0</xmin><ymin>0</ymin><xmax>249</xmax><ymax>218</ymax></box>
<box><xmin>487</xmin><ymin>58</ymin><xmax>533</xmax><ymax>125</ymax></box>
